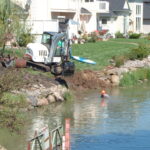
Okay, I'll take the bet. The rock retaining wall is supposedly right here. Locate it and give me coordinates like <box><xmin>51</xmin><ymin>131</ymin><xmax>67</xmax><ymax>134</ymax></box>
<box><xmin>13</xmin><ymin>83</ymin><xmax>68</xmax><ymax>107</ymax></box>
<box><xmin>96</xmin><ymin>56</ymin><xmax>150</xmax><ymax>86</ymax></box>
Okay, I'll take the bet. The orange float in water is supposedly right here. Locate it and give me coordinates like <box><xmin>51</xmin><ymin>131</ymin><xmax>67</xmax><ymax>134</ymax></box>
<box><xmin>101</xmin><ymin>90</ymin><xmax>106</xmax><ymax>95</ymax></box>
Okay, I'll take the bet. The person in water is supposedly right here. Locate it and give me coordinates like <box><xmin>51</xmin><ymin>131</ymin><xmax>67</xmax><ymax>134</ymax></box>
<box><xmin>100</xmin><ymin>90</ymin><xmax>110</xmax><ymax>98</ymax></box>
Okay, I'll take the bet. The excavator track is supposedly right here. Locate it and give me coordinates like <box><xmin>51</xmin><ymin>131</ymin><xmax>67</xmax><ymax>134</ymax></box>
<box><xmin>27</xmin><ymin>61</ymin><xmax>51</xmax><ymax>72</ymax></box>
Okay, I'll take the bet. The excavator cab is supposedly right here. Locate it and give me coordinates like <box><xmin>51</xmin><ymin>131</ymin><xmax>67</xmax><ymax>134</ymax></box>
<box><xmin>41</xmin><ymin>32</ymin><xmax>65</xmax><ymax>58</ymax></box>
<box><xmin>41</xmin><ymin>32</ymin><xmax>57</xmax><ymax>50</ymax></box>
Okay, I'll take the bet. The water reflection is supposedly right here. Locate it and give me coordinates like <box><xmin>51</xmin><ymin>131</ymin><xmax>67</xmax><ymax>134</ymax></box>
<box><xmin>100</xmin><ymin>98</ymin><xmax>108</xmax><ymax>107</ymax></box>
<box><xmin>71</xmin><ymin>85</ymin><xmax>150</xmax><ymax>149</ymax></box>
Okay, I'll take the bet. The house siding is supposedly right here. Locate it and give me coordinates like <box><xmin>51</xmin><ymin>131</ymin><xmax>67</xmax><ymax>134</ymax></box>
<box><xmin>29</xmin><ymin>0</ymin><xmax>50</xmax><ymax>20</ymax></box>
<box><xmin>115</xmin><ymin>16</ymin><xmax>125</xmax><ymax>33</ymax></box>
<box><xmin>143</xmin><ymin>20</ymin><xmax>150</xmax><ymax>34</ymax></box>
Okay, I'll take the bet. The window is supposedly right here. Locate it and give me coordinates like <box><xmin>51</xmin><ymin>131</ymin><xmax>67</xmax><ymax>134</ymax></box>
<box><xmin>55</xmin><ymin>40</ymin><xmax>65</xmax><ymax>56</ymax></box>
<box><xmin>102</xmin><ymin>19</ymin><xmax>107</xmax><ymax>24</ymax></box>
<box><xmin>85</xmin><ymin>0</ymin><xmax>94</xmax><ymax>2</ymax></box>
<box><xmin>136</xmin><ymin>17</ymin><xmax>141</xmax><ymax>31</ymax></box>
<box><xmin>41</xmin><ymin>34</ymin><xmax>52</xmax><ymax>44</ymax></box>
<box><xmin>135</xmin><ymin>4</ymin><xmax>142</xmax><ymax>32</ymax></box>
<box><xmin>99</xmin><ymin>1</ymin><xmax>109</xmax><ymax>11</ymax></box>
<box><xmin>136</xmin><ymin>5</ymin><xmax>141</xmax><ymax>15</ymax></box>
<box><xmin>100</xmin><ymin>2</ymin><xmax>106</xmax><ymax>9</ymax></box>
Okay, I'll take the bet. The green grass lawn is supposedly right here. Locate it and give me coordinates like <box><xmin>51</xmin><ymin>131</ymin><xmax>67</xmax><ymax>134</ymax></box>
<box><xmin>72</xmin><ymin>40</ymin><xmax>137</xmax><ymax>71</ymax></box>
<box><xmin>110</xmin><ymin>38</ymin><xmax>150</xmax><ymax>45</ymax></box>
<box><xmin>2</xmin><ymin>38</ymin><xmax>150</xmax><ymax>72</ymax></box>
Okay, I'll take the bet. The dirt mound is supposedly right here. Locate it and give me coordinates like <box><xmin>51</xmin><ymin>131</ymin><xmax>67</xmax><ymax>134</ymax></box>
<box><xmin>64</xmin><ymin>70</ymin><xmax>108</xmax><ymax>90</ymax></box>
<box><xmin>22</xmin><ymin>72</ymin><xmax>57</xmax><ymax>88</ymax></box>
<box><xmin>0</xmin><ymin>63</ymin><xmax>109</xmax><ymax>93</ymax></box>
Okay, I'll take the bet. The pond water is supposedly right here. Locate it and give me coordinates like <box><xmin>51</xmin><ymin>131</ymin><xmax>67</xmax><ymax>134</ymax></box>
<box><xmin>1</xmin><ymin>84</ymin><xmax>150</xmax><ymax>150</ymax></box>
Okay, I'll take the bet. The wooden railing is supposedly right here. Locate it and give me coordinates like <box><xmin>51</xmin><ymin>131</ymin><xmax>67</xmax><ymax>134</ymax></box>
<box><xmin>27</xmin><ymin>119</ymin><xmax>70</xmax><ymax>150</ymax></box>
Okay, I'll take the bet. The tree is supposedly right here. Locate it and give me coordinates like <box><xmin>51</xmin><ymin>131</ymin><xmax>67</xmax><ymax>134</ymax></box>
<box><xmin>0</xmin><ymin>0</ymin><xmax>12</xmax><ymax>52</ymax></box>
<box><xmin>0</xmin><ymin>0</ymin><xmax>33</xmax><ymax>53</ymax></box>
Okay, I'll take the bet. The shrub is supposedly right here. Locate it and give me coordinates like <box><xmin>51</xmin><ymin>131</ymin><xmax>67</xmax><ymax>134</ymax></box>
<box><xmin>63</xmin><ymin>91</ymin><xmax>73</xmax><ymax>101</ymax></box>
<box><xmin>128</xmin><ymin>44</ymin><xmax>150</xmax><ymax>60</ymax></box>
<box><xmin>88</xmin><ymin>32</ymin><xmax>98</xmax><ymax>43</ymax></box>
<box><xmin>120</xmin><ymin>68</ymin><xmax>150</xmax><ymax>86</ymax></box>
<box><xmin>17</xmin><ymin>32</ymin><xmax>35</xmax><ymax>47</ymax></box>
<box><xmin>115</xmin><ymin>31</ymin><xmax>124</xmax><ymax>38</ymax></box>
<box><xmin>120</xmin><ymin>72</ymin><xmax>135</xmax><ymax>86</ymax></box>
<box><xmin>113</xmin><ymin>55</ymin><xmax>127</xmax><ymax>67</ymax></box>
<box><xmin>82</xmin><ymin>33</ymin><xmax>88</xmax><ymax>42</ymax></box>
<box><xmin>129</xmin><ymin>33</ymin><xmax>141</xmax><ymax>39</ymax></box>
<box><xmin>145</xmin><ymin>35</ymin><xmax>150</xmax><ymax>40</ymax></box>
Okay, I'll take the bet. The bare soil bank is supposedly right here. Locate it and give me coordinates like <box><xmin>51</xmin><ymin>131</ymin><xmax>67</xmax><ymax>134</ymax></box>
<box><xmin>63</xmin><ymin>70</ymin><xmax>109</xmax><ymax>90</ymax></box>
<box><xmin>0</xmin><ymin>66</ymin><xmax>108</xmax><ymax>93</ymax></box>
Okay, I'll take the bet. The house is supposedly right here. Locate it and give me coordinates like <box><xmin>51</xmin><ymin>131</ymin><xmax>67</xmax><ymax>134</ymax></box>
<box><xmin>97</xmin><ymin>0</ymin><xmax>131</xmax><ymax>36</ymax></box>
<box><xmin>97</xmin><ymin>0</ymin><xmax>144</xmax><ymax>35</ymax></box>
<box><xmin>143</xmin><ymin>0</ymin><xmax>150</xmax><ymax>34</ymax></box>
<box><xmin>11</xmin><ymin>0</ymin><xmax>147</xmax><ymax>41</ymax></box>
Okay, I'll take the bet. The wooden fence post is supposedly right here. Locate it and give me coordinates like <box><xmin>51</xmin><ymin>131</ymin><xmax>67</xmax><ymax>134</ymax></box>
<box><xmin>27</xmin><ymin>141</ymin><xmax>31</xmax><ymax>150</ymax></box>
<box><xmin>65</xmin><ymin>118</ymin><xmax>70</xmax><ymax>150</ymax></box>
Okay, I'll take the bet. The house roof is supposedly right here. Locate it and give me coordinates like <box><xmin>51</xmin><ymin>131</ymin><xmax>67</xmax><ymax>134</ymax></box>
<box><xmin>143</xmin><ymin>1</ymin><xmax>150</xmax><ymax>19</ymax></box>
<box><xmin>101</xmin><ymin>0</ymin><xmax>129</xmax><ymax>10</ymax></box>
<box><xmin>80</xmin><ymin>7</ymin><xmax>91</xmax><ymax>15</ymax></box>
<box><xmin>110</xmin><ymin>0</ymin><xmax>126</xmax><ymax>11</ymax></box>
<box><xmin>99</xmin><ymin>12</ymin><xmax>116</xmax><ymax>17</ymax></box>
<box><xmin>143</xmin><ymin>0</ymin><xmax>150</xmax><ymax>2</ymax></box>
<box><xmin>100</xmin><ymin>0</ymin><xmax>130</xmax><ymax>17</ymax></box>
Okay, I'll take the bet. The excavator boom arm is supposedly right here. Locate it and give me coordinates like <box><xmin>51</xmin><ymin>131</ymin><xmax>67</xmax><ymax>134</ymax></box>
<box><xmin>47</xmin><ymin>32</ymin><xmax>68</xmax><ymax>63</ymax></box>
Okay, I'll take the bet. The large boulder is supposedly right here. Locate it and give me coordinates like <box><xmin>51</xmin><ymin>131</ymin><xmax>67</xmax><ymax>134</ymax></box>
<box><xmin>47</xmin><ymin>95</ymin><xmax>56</xmax><ymax>103</ymax></box>
<box><xmin>117</xmin><ymin>68</ymin><xmax>129</xmax><ymax>76</ymax></box>
<box><xmin>53</xmin><ymin>92</ymin><xmax>64</xmax><ymax>101</ymax></box>
<box><xmin>124</xmin><ymin>60</ymin><xmax>145</xmax><ymax>68</ymax></box>
<box><xmin>37</xmin><ymin>98</ymin><xmax>49</xmax><ymax>106</ymax></box>
<box><xmin>111</xmin><ymin>75</ymin><xmax>120</xmax><ymax>86</ymax></box>
<box><xmin>106</xmin><ymin>68</ymin><xmax>118</xmax><ymax>75</ymax></box>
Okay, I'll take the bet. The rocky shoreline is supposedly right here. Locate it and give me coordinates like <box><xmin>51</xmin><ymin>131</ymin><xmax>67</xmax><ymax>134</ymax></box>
<box><xmin>96</xmin><ymin>56</ymin><xmax>150</xmax><ymax>86</ymax></box>
<box><xmin>1</xmin><ymin>56</ymin><xmax>150</xmax><ymax>107</ymax></box>
<box><xmin>13</xmin><ymin>83</ymin><xmax>69</xmax><ymax>107</ymax></box>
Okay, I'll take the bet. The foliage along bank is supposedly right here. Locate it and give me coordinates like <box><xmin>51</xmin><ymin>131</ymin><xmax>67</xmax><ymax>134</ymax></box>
<box><xmin>120</xmin><ymin>68</ymin><xmax>150</xmax><ymax>86</ymax></box>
